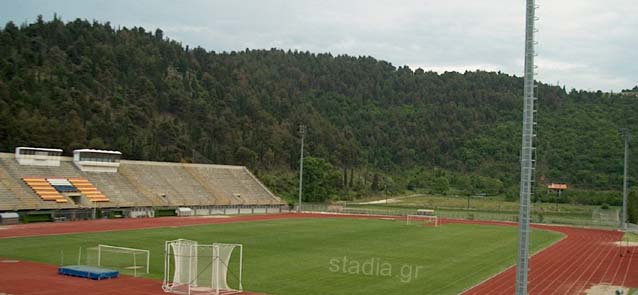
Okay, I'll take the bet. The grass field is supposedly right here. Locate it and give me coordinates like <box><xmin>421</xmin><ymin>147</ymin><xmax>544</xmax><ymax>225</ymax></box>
<box><xmin>0</xmin><ymin>218</ymin><xmax>562</xmax><ymax>295</ymax></box>
<box><xmin>623</xmin><ymin>232</ymin><xmax>638</xmax><ymax>242</ymax></box>
<box><xmin>342</xmin><ymin>194</ymin><xmax>621</xmax><ymax>227</ymax></box>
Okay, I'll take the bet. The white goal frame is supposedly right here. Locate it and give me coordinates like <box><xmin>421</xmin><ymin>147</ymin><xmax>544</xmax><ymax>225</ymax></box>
<box><xmin>163</xmin><ymin>239</ymin><xmax>243</xmax><ymax>295</ymax></box>
<box><xmin>406</xmin><ymin>214</ymin><xmax>439</xmax><ymax>227</ymax></box>
<box><xmin>91</xmin><ymin>244</ymin><xmax>150</xmax><ymax>276</ymax></box>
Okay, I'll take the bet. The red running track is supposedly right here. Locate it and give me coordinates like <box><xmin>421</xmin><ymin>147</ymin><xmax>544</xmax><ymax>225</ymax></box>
<box><xmin>0</xmin><ymin>213</ymin><xmax>636</xmax><ymax>294</ymax></box>
<box><xmin>0</xmin><ymin>213</ymin><xmax>305</xmax><ymax>239</ymax></box>
<box><xmin>0</xmin><ymin>259</ymin><xmax>265</xmax><ymax>295</ymax></box>
<box><xmin>0</xmin><ymin>213</ymin><xmax>397</xmax><ymax>239</ymax></box>
<box><xmin>0</xmin><ymin>259</ymin><xmax>161</xmax><ymax>295</ymax></box>
<box><xmin>461</xmin><ymin>223</ymin><xmax>638</xmax><ymax>295</ymax></box>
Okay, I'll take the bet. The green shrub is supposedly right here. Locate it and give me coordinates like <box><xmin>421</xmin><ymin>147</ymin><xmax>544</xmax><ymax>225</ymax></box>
<box><xmin>107</xmin><ymin>211</ymin><xmax>124</xmax><ymax>218</ymax></box>
<box><xmin>155</xmin><ymin>209</ymin><xmax>177</xmax><ymax>217</ymax></box>
<box><xmin>22</xmin><ymin>213</ymin><xmax>52</xmax><ymax>223</ymax></box>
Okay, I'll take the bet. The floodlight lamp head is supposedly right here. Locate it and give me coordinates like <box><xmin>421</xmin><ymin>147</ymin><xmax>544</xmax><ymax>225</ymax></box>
<box><xmin>299</xmin><ymin>125</ymin><xmax>306</xmax><ymax>136</ymax></box>
<box><xmin>620</xmin><ymin>128</ymin><xmax>630</xmax><ymax>140</ymax></box>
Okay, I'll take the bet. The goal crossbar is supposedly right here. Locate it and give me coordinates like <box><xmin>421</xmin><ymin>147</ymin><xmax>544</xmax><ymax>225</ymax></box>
<box><xmin>163</xmin><ymin>239</ymin><xmax>243</xmax><ymax>295</ymax></box>
<box><xmin>406</xmin><ymin>214</ymin><xmax>439</xmax><ymax>227</ymax></box>
<box><xmin>95</xmin><ymin>244</ymin><xmax>150</xmax><ymax>275</ymax></box>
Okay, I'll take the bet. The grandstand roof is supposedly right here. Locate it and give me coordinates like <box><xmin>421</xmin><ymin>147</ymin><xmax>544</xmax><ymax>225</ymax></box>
<box><xmin>16</xmin><ymin>147</ymin><xmax>63</xmax><ymax>153</ymax></box>
<box><xmin>73</xmin><ymin>149</ymin><xmax>122</xmax><ymax>155</ymax></box>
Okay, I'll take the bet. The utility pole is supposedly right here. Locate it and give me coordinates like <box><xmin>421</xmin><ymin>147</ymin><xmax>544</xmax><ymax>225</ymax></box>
<box><xmin>516</xmin><ymin>0</ymin><xmax>538</xmax><ymax>294</ymax></box>
<box><xmin>621</xmin><ymin>129</ymin><xmax>629</xmax><ymax>230</ymax></box>
<box><xmin>92</xmin><ymin>201</ymin><xmax>96</xmax><ymax>220</ymax></box>
<box><xmin>297</xmin><ymin>125</ymin><xmax>306</xmax><ymax>213</ymax></box>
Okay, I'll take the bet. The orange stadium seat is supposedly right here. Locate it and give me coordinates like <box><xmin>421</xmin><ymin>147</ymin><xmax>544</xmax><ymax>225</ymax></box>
<box><xmin>22</xmin><ymin>177</ymin><xmax>67</xmax><ymax>203</ymax></box>
<box><xmin>67</xmin><ymin>178</ymin><xmax>110</xmax><ymax>202</ymax></box>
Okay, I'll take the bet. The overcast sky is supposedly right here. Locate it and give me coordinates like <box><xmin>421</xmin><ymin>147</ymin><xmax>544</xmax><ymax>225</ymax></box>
<box><xmin>1</xmin><ymin>0</ymin><xmax>636</xmax><ymax>91</ymax></box>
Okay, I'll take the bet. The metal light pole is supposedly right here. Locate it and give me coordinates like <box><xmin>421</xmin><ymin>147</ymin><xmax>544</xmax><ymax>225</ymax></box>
<box><xmin>516</xmin><ymin>0</ymin><xmax>538</xmax><ymax>294</ymax></box>
<box><xmin>621</xmin><ymin>129</ymin><xmax>629</xmax><ymax>230</ymax></box>
<box><xmin>297</xmin><ymin>125</ymin><xmax>306</xmax><ymax>213</ymax></box>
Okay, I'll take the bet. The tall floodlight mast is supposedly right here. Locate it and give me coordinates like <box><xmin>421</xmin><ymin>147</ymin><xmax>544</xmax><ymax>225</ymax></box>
<box><xmin>621</xmin><ymin>129</ymin><xmax>629</xmax><ymax>230</ymax></box>
<box><xmin>297</xmin><ymin>125</ymin><xmax>306</xmax><ymax>213</ymax></box>
<box><xmin>516</xmin><ymin>0</ymin><xmax>538</xmax><ymax>294</ymax></box>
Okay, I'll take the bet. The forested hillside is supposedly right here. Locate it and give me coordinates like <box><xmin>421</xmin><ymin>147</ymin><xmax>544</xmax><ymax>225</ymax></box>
<box><xmin>1</xmin><ymin>17</ymin><xmax>636</xmax><ymax>203</ymax></box>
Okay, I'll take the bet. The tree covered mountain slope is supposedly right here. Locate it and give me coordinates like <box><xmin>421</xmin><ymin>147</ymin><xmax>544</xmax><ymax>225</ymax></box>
<box><xmin>0</xmin><ymin>17</ymin><xmax>636</xmax><ymax>201</ymax></box>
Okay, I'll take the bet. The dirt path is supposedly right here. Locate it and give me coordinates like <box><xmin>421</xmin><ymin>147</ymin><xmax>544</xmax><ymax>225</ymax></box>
<box><xmin>353</xmin><ymin>194</ymin><xmax>422</xmax><ymax>205</ymax></box>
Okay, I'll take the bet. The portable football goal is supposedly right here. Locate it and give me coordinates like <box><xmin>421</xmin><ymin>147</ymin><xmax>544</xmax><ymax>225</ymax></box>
<box><xmin>85</xmin><ymin>244</ymin><xmax>150</xmax><ymax>277</ymax></box>
<box><xmin>406</xmin><ymin>214</ymin><xmax>439</xmax><ymax>227</ymax></box>
<box><xmin>592</xmin><ymin>207</ymin><xmax>620</xmax><ymax>226</ymax></box>
<box><xmin>163</xmin><ymin>239</ymin><xmax>243</xmax><ymax>295</ymax></box>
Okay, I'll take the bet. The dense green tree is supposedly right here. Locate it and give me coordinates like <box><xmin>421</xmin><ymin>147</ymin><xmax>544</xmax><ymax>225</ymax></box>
<box><xmin>1</xmin><ymin>17</ymin><xmax>636</xmax><ymax>204</ymax></box>
<box><xmin>301</xmin><ymin>157</ymin><xmax>340</xmax><ymax>202</ymax></box>
<box><xmin>431</xmin><ymin>177</ymin><xmax>450</xmax><ymax>195</ymax></box>
<box><xmin>628</xmin><ymin>189</ymin><xmax>637</xmax><ymax>224</ymax></box>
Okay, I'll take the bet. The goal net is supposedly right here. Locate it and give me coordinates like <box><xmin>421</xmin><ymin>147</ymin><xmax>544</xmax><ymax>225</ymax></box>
<box><xmin>85</xmin><ymin>244</ymin><xmax>150</xmax><ymax>277</ymax></box>
<box><xmin>592</xmin><ymin>208</ymin><xmax>619</xmax><ymax>226</ymax></box>
<box><xmin>406</xmin><ymin>214</ymin><xmax>438</xmax><ymax>227</ymax></box>
<box><xmin>163</xmin><ymin>239</ymin><xmax>243</xmax><ymax>295</ymax></box>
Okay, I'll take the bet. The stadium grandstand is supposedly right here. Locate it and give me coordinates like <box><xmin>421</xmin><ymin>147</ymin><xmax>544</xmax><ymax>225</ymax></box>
<box><xmin>0</xmin><ymin>147</ymin><xmax>286</xmax><ymax>221</ymax></box>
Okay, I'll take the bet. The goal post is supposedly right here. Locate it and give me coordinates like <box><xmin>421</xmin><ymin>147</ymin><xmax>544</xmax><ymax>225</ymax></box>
<box><xmin>86</xmin><ymin>244</ymin><xmax>150</xmax><ymax>277</ymax></box>
<box><xmin>163</xmin><ymin>239</ymin><xmax>243</xmax><ymax>295</ymax></box>
<box><xmin>406</xmin><ymin>214</ymin><xmax>438</xmax><ymax>227</ymax></box>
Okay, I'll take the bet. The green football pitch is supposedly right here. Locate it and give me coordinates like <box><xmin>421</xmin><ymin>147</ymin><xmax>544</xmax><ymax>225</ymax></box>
<box><xmin>0</xmin><ymin>218</ymin><xmax>562</xmax><ymax>295</ymax></box>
